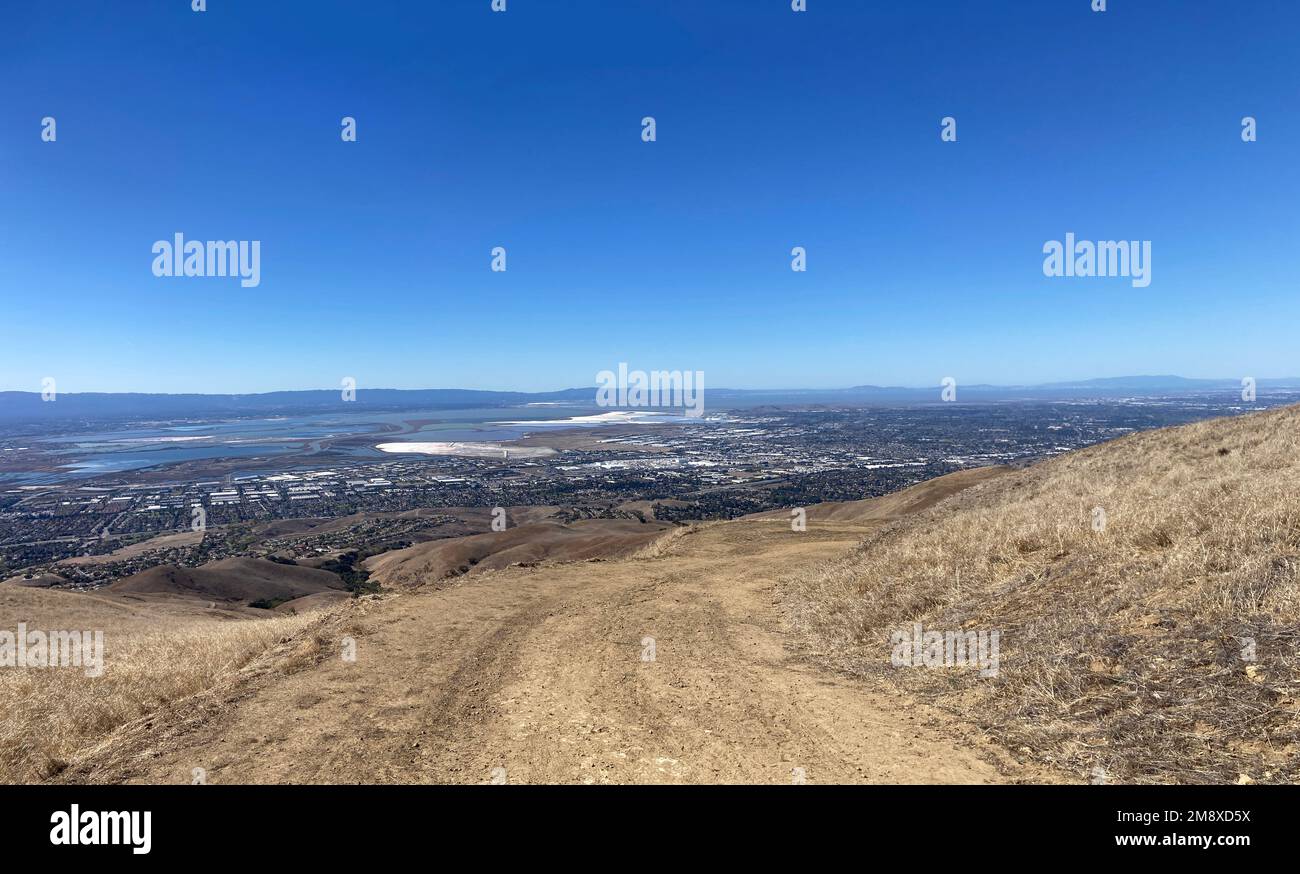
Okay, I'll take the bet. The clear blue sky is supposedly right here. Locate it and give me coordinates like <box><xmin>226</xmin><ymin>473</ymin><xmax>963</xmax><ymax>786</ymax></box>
<box><xmin>2</xmin><ymin>0</ymin><xmax>1297</xmax><ymax>393</ymax></box>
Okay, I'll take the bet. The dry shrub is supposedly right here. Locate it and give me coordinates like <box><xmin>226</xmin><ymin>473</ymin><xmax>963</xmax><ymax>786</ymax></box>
<box><xmin>782</xmin><ymin>404</ymin><xmax>1300</xmax><ymax>783</ymax></box>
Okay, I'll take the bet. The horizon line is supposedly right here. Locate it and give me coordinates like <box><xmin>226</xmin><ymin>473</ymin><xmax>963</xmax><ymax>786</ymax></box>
<box><xmin>3</xmin><ymin>374</ymin><xmax>1298</xmax><ymax>399</ymax></box>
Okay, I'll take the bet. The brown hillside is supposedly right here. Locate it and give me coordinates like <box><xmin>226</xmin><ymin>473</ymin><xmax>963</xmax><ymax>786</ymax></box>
<box><xmin>111</xmin><ymin>557</ymin><xmax>346</xmax><ymax>604</ymax></box>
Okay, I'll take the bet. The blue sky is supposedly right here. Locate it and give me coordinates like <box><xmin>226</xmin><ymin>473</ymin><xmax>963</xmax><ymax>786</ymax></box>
<box><xmin>1</xmin><ymin>0</ymin><xmax>1297</xmax><ymax>393</ymax></box>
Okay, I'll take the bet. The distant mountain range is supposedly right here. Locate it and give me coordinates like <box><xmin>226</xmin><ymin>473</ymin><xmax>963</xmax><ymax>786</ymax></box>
<box><xmin>2</xmin><ymin>376</ymin><xmax>1298</xmax><ymax>422</ymax></box>
<box><xmin>845</xmin><ymin>375</ymin><xmax>1300</xmax><ymax>394</ymax></box>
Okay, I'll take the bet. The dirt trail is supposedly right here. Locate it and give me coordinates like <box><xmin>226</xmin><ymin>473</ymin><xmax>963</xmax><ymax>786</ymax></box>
<box><xmin>62</xmin><ymin>474</ymin><xmax>1063</xmax><ymax>785</ymax></box>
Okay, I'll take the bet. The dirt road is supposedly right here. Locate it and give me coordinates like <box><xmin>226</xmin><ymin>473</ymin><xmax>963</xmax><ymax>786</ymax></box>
<box><xmin>63</xmin><ymin>476</ymin><xmax>1060</xmax><ymax>785</ymax></box>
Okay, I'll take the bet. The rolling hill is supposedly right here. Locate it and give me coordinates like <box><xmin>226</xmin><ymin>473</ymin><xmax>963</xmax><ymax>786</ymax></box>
<box><xmin>111</xmin><ymin>557</ymin><xmax>348</xmax><ymax>605</ymax></box>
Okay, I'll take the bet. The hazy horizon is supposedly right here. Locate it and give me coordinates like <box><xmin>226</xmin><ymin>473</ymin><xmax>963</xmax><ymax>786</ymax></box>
<box><xmin>5</xmin><ymin>372</ymin><xmax>1300</xmax><ymax>398</ymax></box>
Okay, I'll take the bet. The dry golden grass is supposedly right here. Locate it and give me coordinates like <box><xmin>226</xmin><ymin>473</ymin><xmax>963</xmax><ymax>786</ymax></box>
<box><xmin>782</xmin><ymin>404</ymin><xmax>1300</xmax><ymax>784</ymax></box>
<box><xmin>0</xmin><ymin>609</ymin><xmax>318</xmax><ymax>783</ymax></box>
<box><xmin>627</xmin><ymin>523</ymin><xmax>697</xmax><ymax>560</ymax></box>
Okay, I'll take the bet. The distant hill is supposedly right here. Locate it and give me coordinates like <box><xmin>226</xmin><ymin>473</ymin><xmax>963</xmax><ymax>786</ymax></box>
<box><xmin>838</xmin><ymin>375</ymin><xmax>1300</xmax><ymax>400</ymax></box>
<box><xmin>1036</xmin><ymin>375</ymin><xmax>1252</xmax><ymax>391</ymax></box>
<box><xmin>6</xmin><ymin>376</ymin><xmax>1300</xmax><ymax>422</ymax></box>
<box><xmin>111</xmin><ymin>557</ymin><xmax>347</xmax><ymax>605</ymax></box>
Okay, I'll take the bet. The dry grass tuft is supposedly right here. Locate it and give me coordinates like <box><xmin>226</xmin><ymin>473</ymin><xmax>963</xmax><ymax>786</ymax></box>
<box><xmin>0</xmin><ymin>612</ymin><xmax>317</xmax><ymax>783</ymax></box>
<box><xmin>278</xmin><ymin>632</ymin><xmax>329</xmax><ymax>674</ymax></box>
<box><xmin>782</xmin><ymin>404</ymin><xmax>1300</xmax><ymax>784</ymax></box>
<box><xmin>628</xmin><ymin>524</ymin><xmax>698</xmax><ymax>560</ymax></box>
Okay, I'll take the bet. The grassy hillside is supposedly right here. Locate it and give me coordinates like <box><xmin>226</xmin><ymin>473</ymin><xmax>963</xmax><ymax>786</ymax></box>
<box><xmin>782</xmin><ymin>404</ymin><xmax>1300</xmax><ymax>784</ymax></box>
<box><xmin>0</xmin><ymin>584</ymin><xmax>325</xmax><ymax>782</ymax></box>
